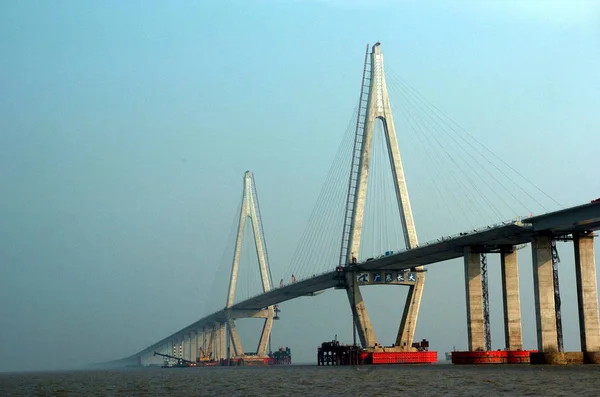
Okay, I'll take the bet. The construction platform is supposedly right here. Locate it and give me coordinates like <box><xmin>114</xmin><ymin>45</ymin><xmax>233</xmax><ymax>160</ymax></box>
<box><xmin>223</xmin><ymin>348</ymin><xmax>291</xmax><ymax>366</ymax></box>
<box><xmin>317</xmin><ymin>339</ymin><xmax>437</xmax><ymax>365</ymax></box>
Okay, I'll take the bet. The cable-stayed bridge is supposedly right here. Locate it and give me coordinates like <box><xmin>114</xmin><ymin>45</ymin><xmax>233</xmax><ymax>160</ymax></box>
<box><xmin>117</xmin><ymin>43</ymin><xmax>600</xmax><ymax>366</ymax></box>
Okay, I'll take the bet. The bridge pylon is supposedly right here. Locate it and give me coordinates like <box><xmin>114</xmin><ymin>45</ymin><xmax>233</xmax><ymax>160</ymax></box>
<box><xmin>225</xmin><ymin>171</ymin><xmax>274</xmax><ymax>358</ymax></box>
<box><xmin>339</xmin><ymin>42</ymin><xmax>424</xmax><ymax>350</ymax></box>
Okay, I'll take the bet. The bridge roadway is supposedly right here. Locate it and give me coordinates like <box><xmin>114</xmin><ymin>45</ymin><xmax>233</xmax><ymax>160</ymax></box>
<box><xmin>126</xmin><ymin>201</ymin><xmax>600</xmax><ymax>360</ymax></box>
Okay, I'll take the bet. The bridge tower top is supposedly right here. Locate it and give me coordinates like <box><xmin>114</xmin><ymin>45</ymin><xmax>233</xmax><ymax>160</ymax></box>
<box><xmin>341</xmin><ymin>42</ymin><xmax>418</xmax><ymax>266</ymax></box>
<box><xmin>226</xmin><ymin>171</ymin><xmax>272</xmax><ymax>308</ymax></box>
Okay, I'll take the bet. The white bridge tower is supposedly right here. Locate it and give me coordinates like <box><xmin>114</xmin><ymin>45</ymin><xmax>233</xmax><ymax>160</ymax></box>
<box><xmin>340</xmin><ymin>42</ymin><xmax>425</xmax><ymax>350</ymax></box>
<box><xmin>225</xmin><ymin>171</ymin><xmax>274</xmax><ymax>358</ymax></box>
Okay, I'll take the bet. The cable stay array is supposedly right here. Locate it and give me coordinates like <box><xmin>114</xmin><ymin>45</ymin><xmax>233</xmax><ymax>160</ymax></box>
<box><xmin>276</xmin><ymin>63</ymin><xmax>562</xmax><ymax>285</ymax></box>
<box><xmin>201</xmin><ymin>200</ymin><xmax>242</xmax><ymax>315</ymax></box>
<box><xmin>201</xmin><ymin>56</ymin><xmax>564</xmax><ymax>307</ymax></box>
<box><xmin>280</xmin><ymin>105</ymin><xmax>360</xmax><ymax>283</ymax></box>
<box><xmin>235</xmin><ymin>224</ymin><xmax>266</xmax><ymax>303</ymax></box>
<box><xmin>358</xmin><ymin>120</ymin><xmax>408</xmax><ymax>260</ymax></box>
<box><xmin>382</xmin><ymin>66</ymin><xmax>561</xmax><ymax>242</ymax></box>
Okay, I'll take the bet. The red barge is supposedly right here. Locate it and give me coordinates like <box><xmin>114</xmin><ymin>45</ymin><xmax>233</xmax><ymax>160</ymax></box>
<box><xmin>318</xmin><ymin>339</ymin><xmax>437</xmax><ymax>366</ymax></box>
<box><xmin>450</xmin><ymin>350</ymin><xmax>537</xmax><ymax>364</ymax></box>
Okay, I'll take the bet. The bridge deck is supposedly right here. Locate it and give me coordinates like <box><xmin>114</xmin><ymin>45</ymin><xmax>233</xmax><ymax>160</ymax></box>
<box><xmin>127</xmin><ymin>201</ymin><xmax>600</xmax><ymax>359</ymax></box>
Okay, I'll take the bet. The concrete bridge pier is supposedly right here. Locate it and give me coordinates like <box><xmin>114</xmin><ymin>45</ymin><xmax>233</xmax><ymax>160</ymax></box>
<box><xmin>500</xmin><ymin>248</ymin><xmax>523</xmax><ymax>350</ymax></box>
<box><xmin>140</xmin><ymin>352</ymin><xmax>148</xmax><ymax>366</ymax></box>
<box><xmin>209</xmin><ymin>325</ymin><xmax>217</xmax><ymax>359</ymax></box>
<box><xmin>463</xmin><ymin>247</ymin><xmax>485</xmax><ymax>351</ymax></box>
<box><xmin>216</xmin><ymin>323</ymin><xmax>226</xmax><ymax>360</ymax></box>
<box><xmin>183</xmin><ymin>334</ymin><xmax>190</xmax><ymax>361</ymax></box>
<box><xmin>531</xmin><ymin>235</ymin><xmax>559</xmax><ymax>353</ymax></box>
<box><xmin>190</xmin><ymin>331</ymin><xmax>197</xmax><ymax>362</ymax></box>
<box><xmin>195</xmin><ymin>331</ymin><xmax>201</xmax><ymax>361</ymax></box>
<box><xmin>459</xmin><ymin>245</ymin><xmax>524</xmax><ymax>363</ymax></box>
<box><xmin>574</xmin><ymin>232</ymin><xmax>600</xmax><ymax>363</ymax></box>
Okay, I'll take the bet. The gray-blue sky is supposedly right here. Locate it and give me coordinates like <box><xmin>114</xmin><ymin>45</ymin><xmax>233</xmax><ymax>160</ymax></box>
<box><xmin>1</xmin><ymin>0</ymin><xmax>599</xmax><ymax>372</ymax></box>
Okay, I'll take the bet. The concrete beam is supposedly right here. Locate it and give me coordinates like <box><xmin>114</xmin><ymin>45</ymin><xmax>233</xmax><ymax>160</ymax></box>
<box><xmin>532</xmin><ymin>235</ymin><xmax>559</xmax><ymax>352</ymax></box>
<box><xmin>574</xmin><ymin>232</ymin><xmax>600</xmax><ymax>352</ymax></box>
<box><xmin>501</xmin><ymin>249</ymin><xmax>523</xmax><ymax>350</ymax></box>
<box><xmin>464</xmin><ymin>247</ymin><xmax>485</xmax><ymax>351</ymax></box>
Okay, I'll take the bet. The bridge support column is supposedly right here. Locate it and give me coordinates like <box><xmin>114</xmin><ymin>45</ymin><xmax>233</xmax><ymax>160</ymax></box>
<box><xmin>205</xmin><ymin>326</ymin><xmax>214</xmax><ymax>359</ymax></box>
<box><xmin>574</xmin><ymin>232</ymin><xmax>600</xmax><ymax>355</ymax></box>
<box><xmin>183</xmin><ymin>335</ymin><xmax>189</xmax><ymax>361</ymax></box>
<box><xmin>190</xmin><ymin>331</ymin><xmax>197</xmax><ymax>362</ymax></box>
<box><xmin>532</xmin><ymin>235</ymin><xmax>559</xmax><ymax>352</ymax></box>
<box><xmin>257</xmin><ymin>307</ymin><xmax>274</xmax><ymax>356</ymax></box>
<box><xmin>501</xmin><ymin>248</ymin><xmax>523</xmax><ymax>350</ymax></box>
<box><xmin>212</xmin><ymin>326</ymin><xmax>219</xmax><ymax>359</ymax></box>
<box><xmin>396</xmin><ymin>268</ymin><xmax>425</xmax><ymax>350</ymax></box>
<box><xmin>464</xmin><ymin>247</ymin><xmax>485</xmax><ymax>351</ymax></box>
<box><xmin>195</xmin><ymin>331</ymin><xmax>201</xmax><ymax>360</ymax></box>
<box><xmin>218</xmin><ymin>323</ymin><xmax>226</xmax><ymax>360</ymax></box>
<box><xmin>345</xmin><ymin>271</ymin><xmax>377</xmax><ymax>347</ymax></box>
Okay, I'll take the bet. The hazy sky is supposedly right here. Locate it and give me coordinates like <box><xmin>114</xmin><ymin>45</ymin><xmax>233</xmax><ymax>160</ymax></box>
<box><xmin>1</xmin><ymin>0</ymin><xmax>599</xmax><ymax>372</ymax></box>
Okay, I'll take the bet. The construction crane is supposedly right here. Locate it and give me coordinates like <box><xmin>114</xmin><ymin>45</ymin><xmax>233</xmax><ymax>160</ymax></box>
<box><xmin>197</xmin><ymin>347</ymin><xmax>213</xmax><ymax>363</ymax></box>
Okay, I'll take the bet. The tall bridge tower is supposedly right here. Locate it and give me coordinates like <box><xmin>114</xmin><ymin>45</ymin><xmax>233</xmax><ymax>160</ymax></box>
<box><xmin>225</xmin><ymin>171</ymin><xmax>274</xmax><ymax>358</ymax></box>
<box><xmin>339</xmin><ymin>43</ymin><xmax>424</xmax><ymax>350</ymax></box>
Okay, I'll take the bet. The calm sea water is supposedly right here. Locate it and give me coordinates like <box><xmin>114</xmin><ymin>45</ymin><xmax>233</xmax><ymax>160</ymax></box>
<box><xmin>1</xmin><ymin>364</ymin><xmax>600</xmax><ymax>396</ymax></box>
